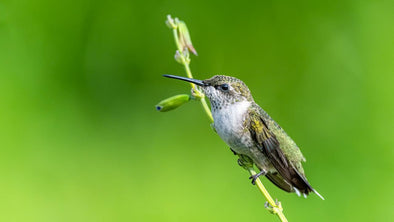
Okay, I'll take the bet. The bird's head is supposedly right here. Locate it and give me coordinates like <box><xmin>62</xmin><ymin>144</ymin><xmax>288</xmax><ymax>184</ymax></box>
<box><xmin>163</xmin><ymin>74</ymin><xmax>253</xmax><ymax>110</ymax></box>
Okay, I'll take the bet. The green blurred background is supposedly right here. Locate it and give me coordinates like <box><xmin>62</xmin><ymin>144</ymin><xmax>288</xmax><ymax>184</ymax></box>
<box><xmin>0</xmin><ymin>0</ymin><xmax>393</xmax><ymax>221</ymax></box>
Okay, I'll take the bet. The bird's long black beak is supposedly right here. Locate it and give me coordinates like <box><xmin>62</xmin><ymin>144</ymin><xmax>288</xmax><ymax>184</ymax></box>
<box><xmin>163</xmin><ymin>74</ymin><xmax>208</xmax><ymax>86</ymax></box>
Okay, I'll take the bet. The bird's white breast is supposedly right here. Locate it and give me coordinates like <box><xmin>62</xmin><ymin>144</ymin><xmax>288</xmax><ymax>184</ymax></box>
<box><xmin>212</xmin><ymin>101</ymin><xmax>252</xmax><ymax>150</ymax></box>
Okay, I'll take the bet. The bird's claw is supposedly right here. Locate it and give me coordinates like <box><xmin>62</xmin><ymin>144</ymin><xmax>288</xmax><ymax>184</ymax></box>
<box><xmin>248</xmin><ymin>170</ymin><xmax>266</xmax><ymax>185</ymax></box>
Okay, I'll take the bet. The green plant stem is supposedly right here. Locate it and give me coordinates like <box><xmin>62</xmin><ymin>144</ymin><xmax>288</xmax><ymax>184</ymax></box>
<box><xmin>167</xmin><ymin>15</ymin><xmax>287</xmax><ymax>222</ymax></box>
<box><xmin>249</xmin><ymin>168</ymin><xmax>288</xmax><ymax>222</ymax></box>
<box><xmin>171</xmin><ymin>23</ymin><xmax>213</xmax><ymax>122</ymax></box>
<box><xmin>181</xmin><ymin>58</ymin><xmax>213</xmax><ymax>122</ymax></box>
<box><xmin>182</xmin><ymin>61</ymin><xmax>213</xmax><ymax>122</ymax></box>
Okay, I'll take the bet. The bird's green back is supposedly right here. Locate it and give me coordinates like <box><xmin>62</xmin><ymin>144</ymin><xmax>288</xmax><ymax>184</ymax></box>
<box><xmin>254</xmin><ymin>104</ymin><xmax>307</xmax><ymax>175</ymax></box>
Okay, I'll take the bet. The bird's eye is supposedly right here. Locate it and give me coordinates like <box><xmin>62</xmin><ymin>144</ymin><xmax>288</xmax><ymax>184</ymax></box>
<box><xmin>220</xmin><ymin>84</ymin><xmax>229</xmax><ymax>91</ymax></box>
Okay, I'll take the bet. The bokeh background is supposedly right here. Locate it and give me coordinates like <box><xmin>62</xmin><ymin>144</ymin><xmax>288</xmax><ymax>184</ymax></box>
<box><xmin>1</xmin><ymin>0</ymin><xmax>393</xmax><ymax>221</ymax></box>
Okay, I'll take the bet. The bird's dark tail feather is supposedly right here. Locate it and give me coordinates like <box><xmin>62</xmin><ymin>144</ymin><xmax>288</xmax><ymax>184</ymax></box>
<box><xmin>266</xmin><ymin>165</ymin><xmax>324</xmax><ymax>200</ymax></box>
<box><xmin>290</xmin><ymin>165</ymin><xmax>325</xmax><ymax>200</ymax></box>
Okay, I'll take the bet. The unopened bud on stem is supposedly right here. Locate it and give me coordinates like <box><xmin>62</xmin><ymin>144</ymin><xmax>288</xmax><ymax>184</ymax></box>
<box><xmin>177</xmin><ymin>20</ymin><xmax>198</xmax><ymax>56</ymax></box>
<box><xmin>156</xmin><ymin>94</ymin><xmax>191</xmax><ymax>112</ymax></box>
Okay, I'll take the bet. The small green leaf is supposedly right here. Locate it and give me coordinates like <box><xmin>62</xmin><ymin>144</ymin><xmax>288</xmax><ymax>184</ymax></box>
<box><xmin>156</xmin><ymin>94</ymin><xmax>191</xmax><ymax>112</ymax></box>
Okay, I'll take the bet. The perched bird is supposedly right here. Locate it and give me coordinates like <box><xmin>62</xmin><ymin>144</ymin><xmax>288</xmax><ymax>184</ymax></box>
<box><xmin>164</xmin><ymin>74</ymin><xmax>324</xmax><ymax>199</ymax></box>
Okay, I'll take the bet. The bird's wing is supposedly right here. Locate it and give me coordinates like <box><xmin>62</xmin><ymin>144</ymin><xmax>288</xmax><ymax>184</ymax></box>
<box><xmin>247</xmin><ymin>107</ymin><xmax>314</xmax><ymax>195</ymax></box>
<box><xmin>265</xmin><ymin>172</ymin><xmax>293</xmax><ymax>192</ymax></box>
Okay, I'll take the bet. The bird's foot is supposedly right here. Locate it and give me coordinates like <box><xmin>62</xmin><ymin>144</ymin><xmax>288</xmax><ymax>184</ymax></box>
<box><xmin>249</xmin><ymin>170</ymin><xmax>267</xmax><ymax>185</ymax></box>
<box><xmin>237</xmin><ymin>155</ymin><xmax>254</xmax><ymax>170</ymax></box>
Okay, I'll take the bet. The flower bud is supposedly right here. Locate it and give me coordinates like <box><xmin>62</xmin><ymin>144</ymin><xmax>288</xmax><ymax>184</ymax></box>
<box><xmin>177</xmin><ymin>20</ymin><xmax>198</xmax><ymax>55</ymax></box>
<box><xmin>156</xmin><ymin>94</ymin><xmax>191</xmax><ymax>112</ymax></box>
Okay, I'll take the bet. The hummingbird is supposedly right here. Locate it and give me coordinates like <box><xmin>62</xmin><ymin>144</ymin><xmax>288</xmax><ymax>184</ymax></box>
<box><xmin>163</xmin><ymin>74</ymin><xmax>324</xmax><ymax>200</ymax></box>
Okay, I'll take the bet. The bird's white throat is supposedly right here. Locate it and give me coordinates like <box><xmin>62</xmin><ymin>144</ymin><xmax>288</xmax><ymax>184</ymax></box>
<box><xmin>212</xmin><ymin>100</ymin><xmax>251</xmax><ymax>148</ymax></box>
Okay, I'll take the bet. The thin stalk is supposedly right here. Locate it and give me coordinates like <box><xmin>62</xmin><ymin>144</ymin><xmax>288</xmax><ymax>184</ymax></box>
<box><xmin>249</xmin><ymin>168</ymin><xmax>288</xmax><ymax>222</ymax></box>
<box><xmin>180</xmin><ymin>54</ymin><xmax>213</xmax><ymax>122</ymax></box>
<box><xmin>181</xmin><ymin>57</ymin><xmax>213</xmax><ymax>122</ymax></box>
<box><xmin>170</xmin><ymin>20</ymin><xmax>213</xmax><ymax>122</ymax></box>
